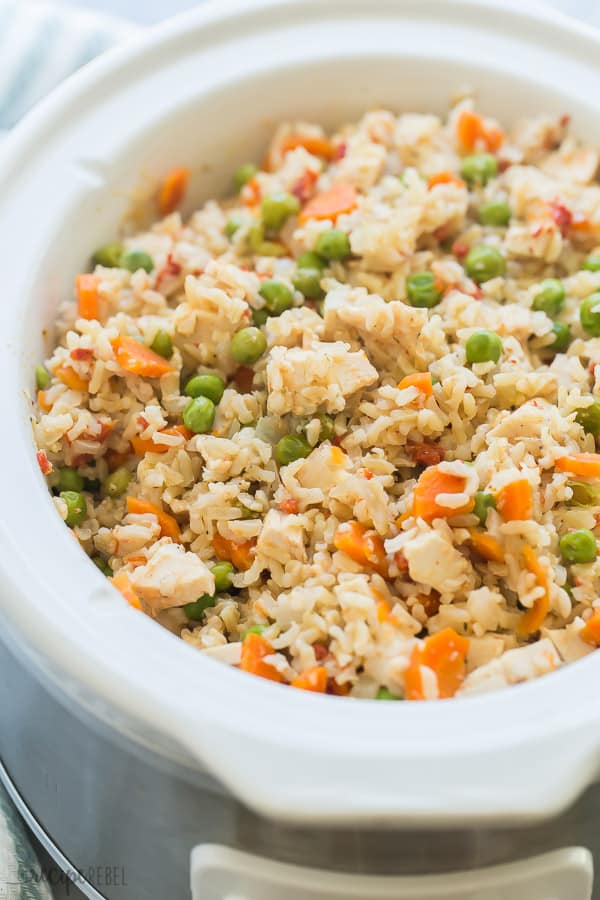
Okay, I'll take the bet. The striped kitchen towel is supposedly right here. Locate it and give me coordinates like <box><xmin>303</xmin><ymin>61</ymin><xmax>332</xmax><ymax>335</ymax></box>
<box><xmin>0</xmin><ymin>0</ymin><xmax>138</xmax><ymax>135</ymax></box>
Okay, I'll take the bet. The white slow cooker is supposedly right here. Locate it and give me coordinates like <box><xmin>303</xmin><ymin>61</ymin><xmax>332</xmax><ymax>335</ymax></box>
<box><xmin>2</xmin><ymin>0</ymin><xmax>600</xmax><ymax>897</ymax></box>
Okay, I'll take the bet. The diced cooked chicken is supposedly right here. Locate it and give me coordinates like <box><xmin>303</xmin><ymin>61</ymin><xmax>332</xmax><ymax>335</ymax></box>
<box><xmin>266</xmin><ymin>341</ymin><xmax>378</xmax><ymax>415</ymax></box>
<box><xmin>130</xmin><ymin>539</ymin><xmax>215</xmax><ymax>611</ymax></box>
<box><xmin>504</xmin><ymin>222</ymin><xmax>563</xmax><ymax>263</ymax></box>
<box><xmin>264</xmin><ymin>307</ymin><xmax>324</xmax><ymax>349</ymax></box>
<box><xmin>545</xmin><ymin>619</ymin><xmax>595</xmax><ymax>663</ymax></box>
<box><xmin>539</xmin><ymin>138</ymin><xmax>599</xmax><ymax>185</ymax></box>
<box><xmin>403</xmin><ymin>529</ymin><xmax>470</xmax><ymax>594</ymax></box>
<box><xmin>458</xmin><ymin>638</ymin><xmax>560</xmax><ymax>696</ymax></box>
<box><xmin>295</xmin><ymin>443</ymin><xmax>352</xmax><ymax>492</ymax></box>
<box><xmin>94</xmin><ymin>515</ymin><xmax>161</xmax><ymax>558</ymax></box>
<box><xmin>256</xmin><ymin>508</ymin><xmax>306</xmax><ymax>565</ymax></box>
<box><xmin>191</xmin><ymin>431</ymin><xmax>273</xmax><ymax>482</ymax></box>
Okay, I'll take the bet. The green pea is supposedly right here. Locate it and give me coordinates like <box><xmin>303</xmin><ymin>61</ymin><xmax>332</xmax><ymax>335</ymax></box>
<box><xmin>465</xmin><ymin>330</ymin><xmax>503</xmax><ymax>364</ymax></box>
<box><xmin>549</xmin><ymin>322</ymin><xmax>571</xmax><ymax>354</ymax></box>
<box><xmin>183</xmin><ymin>396</ymin><xmax>216</xmax><ymax>434</ymax></box>
<box><xmin>582</xmin><ymin>256</ymin><xmax>600</xmax><ymax>272</ymax></box>
<box><xmin>60</xmin><ymin>490</ymin><xmax>87</xmax><ymax>527</ymax></box>
<box><xmin>580</xmin><ymin>292</ymin><xmax>600</xmax><ymax>336</ymax></box>
<box><xmin>460</xmin><ymin>153</ymin><xmax>498</xmax><ymax>187</ymax></box>
<box><xmin>275</xmin><ymin>433</ymin><xmax>312</xmax><ymax>466</ymax></box>
<box><xmin>315</xmin><ymin>413</ymin><xmax>335</xmax><ymax>443</ymax></box>
<box><xmin>297</xmin><ymin>251</ymin><xmax>326</xmax><ymax>271</ymax></box>
<box><xmin>559</xmin><ymin>529</ymin><xmax>597</xmax><ymax>564</ymax></box>
<box><xmin>230</xmin><ymin>327</ymin><xmax>267</xmax><ymax>364</ymax></box>
<box><xmin>233</xmin><ymin>163</ymin><xmax>258</xmax><ymax>191</ymax></box>
<box><xmin>252</xmin><ymin>308</ymin><xmax>269</xmax><ymax>327</ymax></box>
<box><xmin>35</xmin><ymin>365</ymin><xmax>51</xmax><ymax>390</ymax></box>
<box><xmin>120</xmin><ymin>249</ymin><xmax>154</xmax><ymax>274</ymax></box>
<box><xmin>406</xmin><ymin>272</ymin><xmax>443</xmax><ymax>309</ymax></box>
<box><xmin>242</xmin><ymin>624</ymin><xmax>266</xmax><ymax>639</ymax></box>
<box><xmin>184</xmin><ymin>373</ymin><xmax>225</xmax><ymax>404</ymax></box>
<box><xmin>575</xmin><ymin>400</ymin><xmax>600</xmax><ymax>437</ymax></box>
<box><xmin>210</xmin><ymin>561</ymin><xmax>235</xmax><ymax>593</ymax></box>
<box><xmin>150</xmin><ymin>329</ymin><xmax>173</xmax><ymax>359</ymax></box>
<box><xmin>315</xmin><ymin>229</ymin><xmax>351</xmax><ymax>261</ymax></box>
<box><xmin>92</xmin><ymin>556</ymin><xmax>112</xmax><ymax>576</ymax></box>
<box><xmin>464</xmin><ymin>245</ymin><xmax>505</xmax><ymax>283</ymax></box>
<box><xmin>375</xmin><ymin>688</ymin><xmax>401</xmax><ymax>700</ymax></box>
<box><xmin>102</xmin><ymin>466</ymin><xmax>131</xmax><ymax>499</ymax></box>
<box><xmin>568</xmin><ymin>480</ymin><xmax>600</xmax><ymax>506</ymax></box>
<box><xmin>257</xmin><ymin>241</ymin><xmax>287</xmax><ymax>257</ymax></box>
<box><xmin>532</xmin><ymin>279</ymin><xmax>565</xmax><ymax>317</ymax></box>
<box><xmin>473</xmin><ymin>491</ymin><xmax>496</xmax><ymax>525</ymax></box>
<box><xmin>224</xmin><ymin>216</ymin><xmax>243</xmax><ymax>238</ymax></box>
<box><xmin>259</xmin><ymin>279</ymin><xmax>293</xmax><ymax>315</ymax></box>
<box><xmin>183</xmin><ymin>594</ymin><xmax>217</xmax><ymax>620</ymax></box>
<box><xmin>57</xmin><ymin>467</ymin><xmax>84</xmax><ymax>493</ymax></box>
<box><xmin>292</xmin><ymin>268</ymin><xmax>324</xmax><ymax>299</ymax></box>
<box><xmin>261</xmin><ymin>191</ymin><xmax>300</xmax><ymax>231</ymax></box>
<box><xmin>92</xmin><ymin>242</ymin><xmax>124</xmax><ymax>268</ymax></box>
<box><xmin>478</xmin><ymin>201</ymin><xmax>511</xmax><ymax>227</ymax></box>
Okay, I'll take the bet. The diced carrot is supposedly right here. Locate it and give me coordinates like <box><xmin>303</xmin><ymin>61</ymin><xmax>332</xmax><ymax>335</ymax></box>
<box><xmin>111</xmin><ymin>336</ymin><xmax>174</xmax><ymax>378</ymax></box>
<box><xmin>213</xmin><ymin>533</ymin><xmax>256</xmax><ymax>571</ymax></box>
<box><xmin>106</xmin><ymin>447</ymin><xmax>132</xmax><ymax>471</ymax></box>
<box><xmin>456</xmin><ymin>109</ymin><xmax>505</xmax><ymax>154</ymax></box>
<box><xmin>299</xmin><ymin>182</ymin><xmax>358</xmax><ymax>223</ymax></box>
<box><xmin>280</xmin><ymin>134</ymin><xmax>335</xmax><ymax>160</ymax></box>
<box><xmin>126</xmin><ymin>496</ymin><xmax>182</xmax><ymax>543</ymax></box>
<box><xmin>496</xmin><ymin>479</ymin><xmax>533</xmax><ymax>522</ymax></box>
<box><xmin>36</xmin><ymin>449</ymin><xmax>53</xmax><ymax>475</ymax></box>
<box><xmin>37</xmin><ymin>390</ymin><xmax>51</xmax><ymax>412</ymax></box>
<box><xmin>330</xmin><ymin>446</ymin><xmax>347</xmax><ymax>466</ymax></box>
<box><xmin>278</xmin><ymin>497</ymin><xmax>299</xmax><ymax>514</ymax></box>
<box><xmin>125</xmin><ymin>555</ymin><xmax>147</xmax><ymax>568</ymax></box>
<box><xmin>405</xmin><ymin>628</ymin><xmax>469</xmax><ymax>700</ymax></box>
<box><xmin>580</xmin><ymin>609</ymin><xmax>600</xmax><ymax>646</ymax></box>
<box><xmin>427</xmin><ymin>171</ymin><xmax>466</xmax><ymax>190</ymax></box>
<box><xmin>484</xmin><ymin>125</ymin><xmax>505</xmax><ymax>153</ymax></box>
<box><xmin>518</xmin><ymin>545</ymin><xmax>550</xmax><ymax>636</ymax></box>
<box><xmin>241</xmin><ymin>177</ymin><xmax>261</xmax><ymax>206</ymax></box>
<box><xmin>110</xmin><ymin>572</ymin><xmax>142</xmax><ymax>610</ymax></box>
<box><xmin>291</xmin><ymin>665</ymin><xmax>328</xmax><ymax>692</ymax></box>
<box><xmin>55</xmin><ymin>364</ymin><xmax>89</xmax><ymax>392</ymax></box>
<box><xmin>556</xmin><ymin>453</ymin><xmax>600</xmax><ymax>478</ymax></box>
<box><xmin>76</xmin><ymin>273</ymin><xmax>99</xmax><ymax>321</ymax></box>
<box><xmin>240</xmin><ymin>632</ymin><xmax>283</xmax><ymax>682</ymax></box>
<box><xmin>397</xmin><ymin>372</ymin><xmax>433</xmax><ymax>397</ymax></box>
<box><xmin>376</xmin><ymin>599</ymin><xmax>391</xmax><ymax>623</ymax></box>
<box><xmin>333</xmin><ymin>520</ymin><xmax>388</xmax><ymax>576</ymax></box>
<box><xmin>157</xmin><ymin>166</ymin><xmax>189</xmax><ymax>216</ymax></box>
<box><xmin>469</xmin><ymin>530</ymin><xmax>505</xmax><ymax>563</ymax></box>
<box><xmin>413</xmin><ymin>466</ymin><xmax>473</xmax><ymax>523</ymax></box>
<box><xmin>131</xmin><ymin>425</ymin><xmax>192</xmax><ymax>456</ymax></box>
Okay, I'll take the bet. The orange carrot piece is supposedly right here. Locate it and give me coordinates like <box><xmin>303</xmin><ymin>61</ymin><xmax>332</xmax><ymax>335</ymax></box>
<box><xmin>241</xmin><ymin>177</ymin><xmax>261</xmax><ymax>206</ymax></box>
<box><xmin>110</xmin><ymin>572</ymin><xmax>142</xmax><ymax>610</ymax></box>
<box><xmin>556</xmin><ymin>453</ymin><xmax>600</xmax><ymax>478</ymax></box>
<box><xmin>291</xmin><ymin>665</ymin><xmax>328</xmax><ymax>692</ymax></box>
<box><xmin>427</xmin><ymin>171</ymin><xmax>466</xmax><ymax>190</ymax></box>
<box><xmin>333</xmin><ymin>520</ymin><xmax>388</xmax><ymax>576</ymax></box>
<box><xmin>158</xmin><ymin>166</ymin><xmax>189</xmax><ymax>216</ymax></box>
<box><xmin>37</xmin><ymin>390</ymin><xmax>51</xmax><ymax>412</ymax></box>
<box><xmin>55</xmin><ymin>364</ymin><xmax>89</xmax><ymax>392</ymax></box>
<box><xmin>280</xmin><ymin>134</ymin><xmax>334</xmax><ymax>160</ymax></box>
<box><xmin>468</xmin><ymin>530</ymin><xmax>505</xmax><ymax>563</ymax></box>
<box><xmin>76</xmin><ymin>273</ymin><xmax>99</xmax><ymax>321</ymax></box>
<box><xmin>518</xmin><ymin>546</ymin><xmax>550</xmax><ymax>636</ymax></box>
<box><xmin>126</xmin><ymin>496</ymin><xmax>181</xmax><ymax>543</ymax></box>
<box><xmin>131</xmin><ymin>425</ymin><xmax>192</xmax><ymax>456</ymax></box>
<box><xmin>484</xmin><ymin>124</ymin><xmax>505</xmax><ymax>152</ymax></box>
<box><xmin>111</xmin><ymin>336</ymin><xmax>174</xmax><ymax>378</ymax></box>
<box><xmin>299</xmin><ymin>182</ymin><xmax>358</xmax><ymax>223</ymax></box>
<box><xmin>329</xmin><ymin>446</ymin><xmax>347</xmax><ymax>466</ymax></box>
<box><xmin>405</xmin><ymin>628</ymin><xmax>469</xmax><ymax>700</ymax></box>
<box><xmin>213</xmin><ymin>533</ymin><xmax>256</xmax><ymax>571</ymax></box>
<box><xmin>240</xmin><ymin>632</ymin><xmax>283</xmax><ymax>682</ymax></box>
<box><xmin>580</xmin><ymin>609</ymin><xmax>600</xmax><ymax>646</ymax></box>
<box><xmin>397</xmin><ymin>372</ymin><xmax>433</xmax><ymax>397</ymax></box>
<box><xmin>496</xmin><ymin>479</ymin><xmax>533</xmax><ymax>522</ymax></box>
<box><xmin>456</xmin><ymin>110</ymin><xmax>483</xmax><ymax>153</ymax></box>
<box><xmin>413</xmin><ymin>466</ymin><xmax>473</xmax><ymax>523</ymax></box>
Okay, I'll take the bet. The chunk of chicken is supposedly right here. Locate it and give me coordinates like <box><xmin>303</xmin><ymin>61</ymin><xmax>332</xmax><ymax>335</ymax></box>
<box><xmin>266</xmin><ymin>341</ymin><xmax>378</xmax><ymax>415</ymax></box>
<box><xmin>458</xmin><ymin>638</ymin><xmax>560</xmax><ymax>696</ymax></box>
<box><xmin>130</xmin><ymin>539</ymin><xmax>215</xmax><ymax>611</ymax></box>
<box><xmin>256</xmin><ymin>508</ymin><xmax>306</xmax><ymax>565</ymax></box>
<box><xmin>403</xmin><ymin>529</ymin><xmax>470</xmax><ymax>594</ymax></box>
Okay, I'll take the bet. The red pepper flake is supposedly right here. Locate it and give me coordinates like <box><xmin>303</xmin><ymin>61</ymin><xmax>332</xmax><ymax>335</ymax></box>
<box><xmin>332</xmin><ymin>142</ymin><xmax>347</xmax><ymax>161</ymax></box>
<box><xmin>137</xmin><ymin>415</ymin><xmax>149</xmax><ymax>429</ymax></box>
<box><xmin>394</xmin><ymin>551</ymin><xmax>409</xmax><ymax>572</ymax></box>
<box><xmin>279</xmin><ymin>497</ymin><xmax>299</xmax><ymax>514</ymax></box>
<box><xmin>313</xmin><ymin>642</ymin><xmax>329</xmax><ymax>661</ymax></box>
<box><xmin>36</xmin><ymin>449</ymin><xmax>53</xmax><ymax>475</ymax></box>
<box><xmin>155</xmin><ymin>252</ymin><xmax>182</xmax><ymax>289</ymax></box>
<box><xmin>359</xmin><ymin>468</ymin><xmax>374</xmax><ymax>480</ymax></box>
<box><xmin>291</xmin><ymin>170</ymin><xmax>318</xmax><ymax>203</ymax></box>
<box><xmin>498</xmin><ymin>159</ymin><xmax>512</xmax><ymax>173</ymax></box>
<box><xmin>408</xmin><ymin>443</ymin><xmax>445</xmax><ymax>467</ymax></box>
<box><xmin>70</xmin><ymin>347</ymin><xmax>94</xmax><ymax>361</ymax></box>
<box><xmin>451</xmin><ymin>240</ymin><xmax>469</xmax><ymax>259</ymax></box>
<box><xmin>550</xmin><ymin>201</ymin><xmax>573</xmax><ymax>236</ymax></box>
<box><xmin>433</xmin><ymin>225</ymin><xmax>450</xmax><ymax>243</ymax></box>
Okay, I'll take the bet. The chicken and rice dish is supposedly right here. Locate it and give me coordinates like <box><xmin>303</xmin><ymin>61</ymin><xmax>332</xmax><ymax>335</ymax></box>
<box><xmin>32</xmin><ymin>101</ymin><xmax>600</xmax><ymax>700</ymax></box>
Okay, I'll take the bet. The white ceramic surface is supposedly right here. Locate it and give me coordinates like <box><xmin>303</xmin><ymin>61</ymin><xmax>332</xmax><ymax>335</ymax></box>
<box><xmin>1</xmin><ymin>0</ymin><xmax>600</xmax><ymax>827</ymax></box>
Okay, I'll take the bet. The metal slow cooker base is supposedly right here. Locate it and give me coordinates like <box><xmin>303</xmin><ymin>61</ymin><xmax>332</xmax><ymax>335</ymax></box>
<box><xmin>2</xmin><ymin>635</ymin><xmax>600</xmax><ymax>900</ymax></box>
